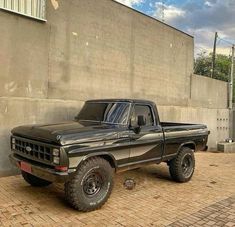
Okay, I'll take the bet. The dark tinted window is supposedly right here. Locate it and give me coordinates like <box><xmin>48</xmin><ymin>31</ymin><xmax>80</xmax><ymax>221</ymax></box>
<box><xmin>77</xmin><ymin>102</ymin><xmax>130</xmax><ymax>125</ymax></box>
<box><xmin>131</xmin><ymin>105</ymin><xmax>154</xmax><ymax>126</ymax></box>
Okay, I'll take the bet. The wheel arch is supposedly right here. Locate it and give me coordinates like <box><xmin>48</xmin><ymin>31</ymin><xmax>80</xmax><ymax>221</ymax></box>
<box><xmin>177</xmin><ymin>141</ymin><xmax>196</xmax><ymax>154</ymax></box>
<box><xmin>76</xmin><ymin>152</ymin><xmax>118</xmax><ymax>171</ymax></box>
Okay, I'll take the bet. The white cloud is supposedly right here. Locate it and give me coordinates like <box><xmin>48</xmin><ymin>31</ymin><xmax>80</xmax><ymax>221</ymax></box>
<box><xmin>153</xmin><ymin>2</ymin><xmax>186</xmax><ymax>22</ymax></box>
<box><xmin>116</xmin><ymin>0</ymin><xmax>234</xmax><ymax>56</ymax></box>
<box><xmin>115</xmin><ymin>0</ymin><xmax>144</xmax><ymax>7</ymax></box>
<box><xmin>152</xmin><ymin>0</ymin><xmax>235</xmax><ymax>56</ymax></box>
<box><xmin>193</xmin><ymin>28</ymin><xmax>232</xmax><ymax>56</ymax></box>
<box><xmin>164</xmin><ymin>6</ymin><xmax>185</xmax><ymax>21</ymax></box>
<box><xmin>204</xmin><ymin>1</ymin><xmax>213</xmax><ymax>7</ymax></box>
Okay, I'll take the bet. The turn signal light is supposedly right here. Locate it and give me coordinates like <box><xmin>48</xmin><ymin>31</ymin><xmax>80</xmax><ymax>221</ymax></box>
<box><xmin>55</xmin><ymin>166</ymin><xmax>68</xmax><ymax>172</ymax></box>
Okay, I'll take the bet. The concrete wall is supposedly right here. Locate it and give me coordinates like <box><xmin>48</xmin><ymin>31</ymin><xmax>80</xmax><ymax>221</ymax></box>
<box><xmin>190</xmin><ymin>74</ymin><xmax>228</xmax><ymax>109</ymax></box>
<box><xmin>0</xmin><ymin>0</ymin><xmax>229</xmax><ymax>175</ymax></box>
<box><xmin>186</xmin><ymin>74</ymin><xmax>229</xmax><ymax>149</ymax></box>
<box><xmin>0</xmin><ymin>0</ymin><xmax>194</xmax><ymax>105</ymax></box>
<box><xmin>158</xmin><ymin>105</ymin><xmax>229</xmax><ymax>150</ymax></box>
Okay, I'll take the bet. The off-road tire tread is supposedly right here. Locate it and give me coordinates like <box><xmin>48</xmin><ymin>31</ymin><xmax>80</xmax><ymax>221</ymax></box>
<box><xmin>64</xmin><ymin>157</ymin><xmax>114</xmax><ymax>212</ymax></box>
<box><xmin>169</xmin><ymin>147</ymin><xmax>195</xmax><ymax>183</ymax></box>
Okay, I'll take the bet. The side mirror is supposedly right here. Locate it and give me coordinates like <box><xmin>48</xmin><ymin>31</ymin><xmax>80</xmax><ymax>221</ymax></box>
<box><xmin>137</xmin><ymin>115</ymin><xmax>145</xmax><ymax>127</ymax></box>
<box><xmin>129</xmin><ymin>115</ymin><xmax>145</xmax><ymax>134</ymax></box>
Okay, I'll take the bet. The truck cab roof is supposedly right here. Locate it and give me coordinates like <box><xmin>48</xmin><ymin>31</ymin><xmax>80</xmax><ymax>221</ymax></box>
<box><xmin>86</xmin><ymin>99</ymin><xmax>156</xmax><ymax>106</ymax></box>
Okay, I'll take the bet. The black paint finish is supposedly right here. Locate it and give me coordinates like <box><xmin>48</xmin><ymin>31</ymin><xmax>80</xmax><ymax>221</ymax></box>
<box><xmin>10</xmin><ymin>99</ymin><xmax>209</xmax><ymax>182</ymax></box>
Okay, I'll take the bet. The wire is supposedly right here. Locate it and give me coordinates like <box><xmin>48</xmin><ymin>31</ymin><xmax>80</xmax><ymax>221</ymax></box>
<box><xmin>217</xmin><ymin>36</ymin><xmax>235</xmax><ymax>46</ymax></box>
<box><xmin>195</xmin><ymin>46</ymin><xmax>210</xmax><ymax>53</ymax></box>
<box><xmin>194</xmin><ymin>34</ymin><xmax>234</xmax><ymax>59</ymax></box>
<box><xmin>217</xmin><ymin>39</ymin><xmax>221</xmax><ymax>46</ymax></box>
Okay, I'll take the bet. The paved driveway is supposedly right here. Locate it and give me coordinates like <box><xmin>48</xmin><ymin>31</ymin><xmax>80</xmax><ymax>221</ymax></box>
<box><xmin>0</xmin><ymin>152</ymin><xmax>235</xmax><ymax>227</ymax></box>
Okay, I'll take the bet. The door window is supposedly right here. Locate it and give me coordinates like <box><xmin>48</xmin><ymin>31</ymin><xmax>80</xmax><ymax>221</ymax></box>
<box><xmin>131</xmin><ymin>105</ymin><xmax>154</xmax><ymax>127</ymax></box>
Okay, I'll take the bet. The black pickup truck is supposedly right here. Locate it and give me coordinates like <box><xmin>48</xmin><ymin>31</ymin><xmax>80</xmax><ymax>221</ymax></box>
<box><xmin>9</xmin><ymin>99</ymin><xmax>209</xmax><ymax>211</ymax></box>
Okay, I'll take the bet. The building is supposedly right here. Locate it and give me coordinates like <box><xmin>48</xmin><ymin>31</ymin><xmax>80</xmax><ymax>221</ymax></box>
<box><xmin>0</xmin><ymin>0</ymin><xmax>229</xmax><ymax>176</ymax></box>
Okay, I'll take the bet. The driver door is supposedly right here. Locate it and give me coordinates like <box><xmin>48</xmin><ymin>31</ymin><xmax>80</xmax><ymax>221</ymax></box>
<box><xmin>129</xmin><ymin>104</ymin><xmax>164</xmax><ymax>165</ymax></box>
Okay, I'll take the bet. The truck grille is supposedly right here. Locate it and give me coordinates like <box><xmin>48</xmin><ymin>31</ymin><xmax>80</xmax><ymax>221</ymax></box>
<box><xmin>13</xmin><ymin>137</ymin><xmax>53</xmax><ymax>164</ymax></box>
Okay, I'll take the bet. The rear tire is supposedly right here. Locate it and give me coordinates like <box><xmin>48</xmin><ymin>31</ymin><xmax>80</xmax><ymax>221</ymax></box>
<box><xmin>169</xmin><ymin>147</ymin><xmax>195</xmax><ymax>183</ymax></box>
<box><xmin>64</xmin><ymin>157</ymin><xmax>114</xmax><ymax>212</ymax></box>
<box><xmin>22</xmin><ymin>171</ymin><xmax>52</xmax><ymax>187</ymax></box>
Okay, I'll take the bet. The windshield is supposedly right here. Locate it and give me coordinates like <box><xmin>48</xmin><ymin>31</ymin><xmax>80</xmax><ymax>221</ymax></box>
<box><xmin>77</xmin><ymin>102</ymin><xmax>130</xmax><ymax>125</ymax></box>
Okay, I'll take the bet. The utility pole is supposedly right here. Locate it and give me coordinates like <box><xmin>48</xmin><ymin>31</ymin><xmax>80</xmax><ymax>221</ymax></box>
<box><xmin>229</xmin><ymin>45</ymin><xmax>235</xmax><ymax>109</ymax></box>
<box><xmin>161</xmin><ymin>0</ymin><xmax>165</xmax><ymax>23</ymax></box>
<box><xmin>229</xmin><ymin>45</ymin><xmax>234</xmax><ymax>139</ymax></box>
<box><xmin>211</xmin><ymin>32</ymin><xmax>218</xmax><ymax>78</ymax></box>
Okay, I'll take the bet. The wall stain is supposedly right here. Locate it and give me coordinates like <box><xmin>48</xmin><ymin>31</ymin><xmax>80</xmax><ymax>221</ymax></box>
<box><xmin>50</xmin><ymin>0</ymin><xmax>59</xmax><ymax>10</ymax></box>
<box><xmin>4</xmin><ymin>82</ymin><xmax>17</xmax><ymax>93</ymax></box>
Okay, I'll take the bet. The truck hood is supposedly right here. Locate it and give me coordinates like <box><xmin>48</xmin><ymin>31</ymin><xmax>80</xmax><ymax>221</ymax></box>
<box><xmin>11</xmin><ymin>121</ymin><xmax>121</xmax><ymax>146</ymax></box>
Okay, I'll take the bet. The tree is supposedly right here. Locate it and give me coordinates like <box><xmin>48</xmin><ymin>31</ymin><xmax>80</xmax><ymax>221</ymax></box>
<box><xmin>194</xmin><ymin>52</ymin><xmax>231</xmax><ymax>82</ymax></box>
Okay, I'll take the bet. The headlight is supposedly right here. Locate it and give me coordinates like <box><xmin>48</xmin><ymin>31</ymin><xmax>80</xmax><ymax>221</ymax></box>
<box><xmin>11</xmin><ymin>137</ymin><xmax>16</xmax><ymax>150</ymax></box>
<box><xmin>52</xmin><ymin>148</ymin><xmax>60</xmax><ymax>164</ymax></box>
<box><xmin>53</xmin><ymin>157</ymin><xmax>60</xmax><ymax>165</ymax></box>
<box><xmin>12</xmin><ymin>138</ymin><xmax>16</xmax><ymax>144</ymax></box>
<box><xmin>52</xmin><ymin>148</ymin><xmax>60</xmax><ymax>156</ymax></box>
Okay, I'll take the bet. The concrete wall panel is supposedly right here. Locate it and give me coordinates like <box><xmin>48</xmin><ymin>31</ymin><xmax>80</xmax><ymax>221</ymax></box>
<box><xmin>0</xmin><ymin>12</ymin><xmax>49</xmax><ymax>98</ymax></box>
<box><xmin>46</xmin><ymin>0</ymin><xmax>194</xmax><ymax>105</ymax></box>
<box><xmin>158</xmin><ymin>105</ymin><xmax>229</xmax><ymax>150</ymax></box>
<box><xmin>190</xmin><ymin>74</ymin><xmax>228</xmax><ymax>109</ymax></box>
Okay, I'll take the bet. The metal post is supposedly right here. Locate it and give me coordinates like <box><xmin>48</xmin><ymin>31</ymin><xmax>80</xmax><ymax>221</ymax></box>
<box><xmin>211</xmin><ymin>32</ymin><xmax>218</xmax><ymax>78</ymax></box>
<box><xmin>229</xmin><ymin>45</ymin><xmax>234</xmax><ymax>109</ymax></box>
<box><xmin>161</xmin><ymin>0</ymin><xmax>165</xmax><ymax>23</ymax></box>
<box><xmin>229</xmin><ymin>45</ymin><xmax>234</xmax><ymax>139</ymax></box>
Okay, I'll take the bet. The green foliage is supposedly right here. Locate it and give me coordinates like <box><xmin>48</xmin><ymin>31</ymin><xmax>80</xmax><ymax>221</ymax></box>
<box><xmin>194</xmin><ymin>52</ymin><xmax>231</xmax><ymax>82</ymax></box>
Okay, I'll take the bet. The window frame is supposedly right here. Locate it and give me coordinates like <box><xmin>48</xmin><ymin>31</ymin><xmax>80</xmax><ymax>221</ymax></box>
<box><xmin>130</xmin><ymin>103</ymin><xmax>156</xmax><ymax>127</ymax></box>
<box><xmin>0</xmin><ymin>0</ymin><xmax>47</xmax><ymax>22</ymax></box>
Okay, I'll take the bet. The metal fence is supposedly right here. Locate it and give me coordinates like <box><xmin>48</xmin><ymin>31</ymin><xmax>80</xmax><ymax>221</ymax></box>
<box><xmin>0</xmin><ymin>0</ymin><xmax>46</xmax><ymax>21</ymax></box>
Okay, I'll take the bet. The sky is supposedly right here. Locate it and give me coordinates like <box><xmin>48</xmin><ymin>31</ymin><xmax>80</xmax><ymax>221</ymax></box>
<box><xmin>115</xmin><ymin>0</ymin><xmax>235</xmax><ymax>57</ymax></box>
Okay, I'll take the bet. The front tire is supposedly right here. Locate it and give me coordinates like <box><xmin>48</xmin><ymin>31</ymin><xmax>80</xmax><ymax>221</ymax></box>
<box><xmin>169</xmin><ymin>147</ymin><xmax>195</xmax><ymax>183</ymax></box>
<box><xmin>22</xmin><ymin>171</ymin><xmax>52</xmax><ymax>187</ymax></box>
<box><xmin>65</xmin><ymin>157</ymin><xmax>114</xmax><ymax>212</ymax></box>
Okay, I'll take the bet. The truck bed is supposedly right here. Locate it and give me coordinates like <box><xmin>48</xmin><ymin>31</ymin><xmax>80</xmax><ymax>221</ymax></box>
<box><xmin>161</xmin><ymin>122</ymin><xmax>208</xmax><ymax>153</ymax></box>
<box><xmin>161</xmin><ymin>122</ymin><xmax>206</xmax><ymax>129</ymax></box>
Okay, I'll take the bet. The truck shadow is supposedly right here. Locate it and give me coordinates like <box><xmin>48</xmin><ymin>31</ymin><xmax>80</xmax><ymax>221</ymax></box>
<box><xmin>11</xmin><ymin>164</ymin><xmax>174</xmax><ymax>213</ymax></box>
<box><xmin>118</xmin><ymin>163</ymin><xmax>172</xmax><ymax>182</ymax></box>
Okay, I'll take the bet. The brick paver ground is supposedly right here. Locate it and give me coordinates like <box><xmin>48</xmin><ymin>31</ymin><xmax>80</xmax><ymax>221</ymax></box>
<box><xmin>0</xmin><ymin>152</ymin><xmax>234</xmax><ymax>227</ymax></box>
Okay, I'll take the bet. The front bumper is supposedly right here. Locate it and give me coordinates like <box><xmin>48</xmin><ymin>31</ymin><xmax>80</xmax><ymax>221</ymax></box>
<box><xmin>9</xmin><ymin>154</ymin><xmax>76</xmax><ymax>183</ymax></box>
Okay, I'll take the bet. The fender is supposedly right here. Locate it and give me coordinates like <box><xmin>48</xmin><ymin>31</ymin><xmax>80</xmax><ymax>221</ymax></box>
<box><xmin>75</xmin><ymin>152</ymin><xmax>118</xmax><ymax>171</ymax></box>
<box><xmin>177</xmin><ymin>141</ymin><xmax>196</xmax><ymax>154</ymax></box>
